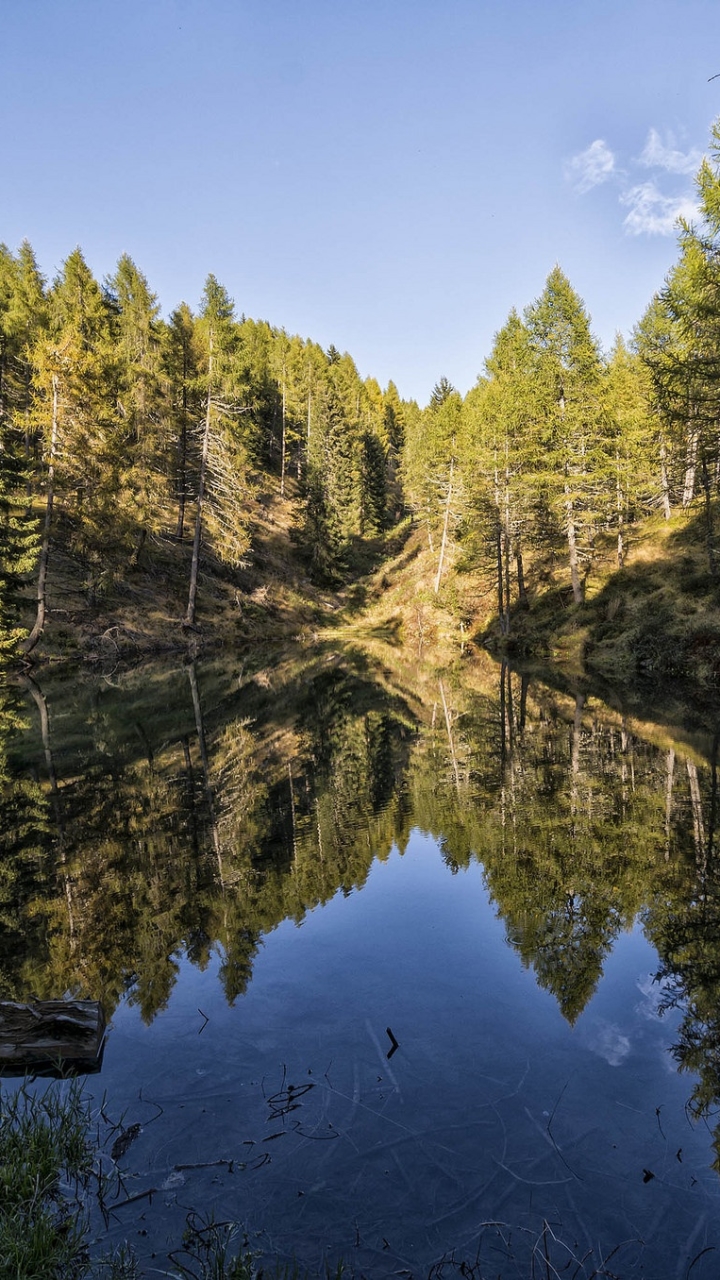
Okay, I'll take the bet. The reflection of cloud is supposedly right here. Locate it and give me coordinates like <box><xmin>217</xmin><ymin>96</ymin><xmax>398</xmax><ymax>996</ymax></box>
<box><xmin>640</xmin><ymin>128</ymin><xmax>702</xmax><ymax>176</ymax></box>
<box><xmin>621</xmin><ymin>182</ymin><xmax>698</xmax><ymax>236</ymax></box>
<box><xmin>565</xmin><ymin>139</ymin><xmax>616</xmax><ymax>193</ymax></box>
<box><xmin>635</xmin><ymin>972</ymin><xmax>665</xmax><ymax>1020</ymax></box>
<box><xmin>584</xmin><ymin>1019</ymin><xmax>631</xmax><ymax>1067</ymax></box>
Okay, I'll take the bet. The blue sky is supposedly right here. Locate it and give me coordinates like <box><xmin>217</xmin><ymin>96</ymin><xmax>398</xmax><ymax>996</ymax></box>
<box><xmin>3</xmin><ymin>0</ymin><xmax>720</xmax><ymax>403</ymax></box>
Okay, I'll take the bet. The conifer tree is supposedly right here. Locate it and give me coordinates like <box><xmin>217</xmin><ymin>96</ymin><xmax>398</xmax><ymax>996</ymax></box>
<box><xmin>185</xmin><ymin>275</ymin><xmax>251</xmax><ymax>627</ymax></box>
<box><xmin>524</xmin><ymin>267</ymin><xmax>606</xmax><ymax>603</ymax></box>
<box><xmin>105</xmin><ymin>255</ymin><xmax>165</xmax><ymax>551</ymax></box>
<box><xmin>605</xmin><ymin>335</ymin><xmax>659</xmax><ymax>565</ymax></box>
<box><xmin>163</xmin><ymin>302</ymin><xmax>203</xmax><ymax>540</ymax></box>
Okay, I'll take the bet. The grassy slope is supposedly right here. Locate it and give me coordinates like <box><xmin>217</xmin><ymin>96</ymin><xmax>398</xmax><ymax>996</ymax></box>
<box><xmin>20</xmin><ymin>480</ymin><xmax>338</xmax><ymax>667</ymax></box>
<box><xmin>19</xmin><ymin>475</ymin><xmax>720</xmax><ymax>708</ymax></box>
<box><xmin>337</xmin><ymin>505</ymin><xmax>720</xmax><ymax>706</ymax></box>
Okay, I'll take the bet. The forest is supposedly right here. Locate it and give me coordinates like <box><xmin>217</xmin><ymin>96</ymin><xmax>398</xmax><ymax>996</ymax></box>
<box><xmin>4</xmin><ymin>123</ymin><xmax>720</xmax><ymax>685</ymax></box>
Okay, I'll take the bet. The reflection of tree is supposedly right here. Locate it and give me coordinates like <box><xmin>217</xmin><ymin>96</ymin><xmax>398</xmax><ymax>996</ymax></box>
<box><xmin>476</xmin><ymin>676</ymin><xmax>681</xmax><ymax>1022</ymax></box>
<box><xmin>0</xmin><ymin>683</ymin><xmax>50</xmax><ymax>996</ymax></box>
<box><xmin>0</xmin><ymin>656</ymin><xmax>417</xmax><ymax>1018</ymax></box>
<box><xmin>645</xmin><ymin>734</ymin><xmax>720</xmax><ymax>1164</ymax></box>
<box><xmin>2</xmin><ymin>649</ymin><xmax>720</xmax><ymax>1094</ymax></box>
<box><xmin>406</xmin><ymin>665</ymin><xmax>686</xmax><ymax>1023</ymax></box>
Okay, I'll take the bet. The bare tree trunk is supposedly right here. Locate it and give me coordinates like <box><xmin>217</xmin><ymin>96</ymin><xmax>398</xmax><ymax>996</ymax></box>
<box><xmin>280</xmin><ymin>371</ymin><xmax>287</xmax><ymax>497</ymax></box>
<box><xmin>616</xmin><ymin>450</ymin><xmax>624</xmax><ymax>568</ymax></box>
<box><xmin>176</xmin><ymin>356</ymin><xmax>189</xmax><ymax>540</ymax></box>
<box><xmin>565</xmin><ymin>479</ymin><xmax>584</xmax><ymax>603</ymax></box>
<box><xmin>24</xmin><ymin>374</ymin><xmax>59</xmax><ymax>655</ymax></box>
<box><xmin>434</xmin><ymin>455</ymin><xmax>454</xmax><ymax>594</ymax></box>
<box><xmin>496</xmin><ymin>525</ymin><xmax>505</xmax><ymax>631</ymax></box>
<box><xmin>660</xmin><ymin>438</ymin><xmax>671</xmax><ymax>520</ymax></box>
<box><xmin>503</xmin><ymin>506</ymin><xmax>512</xmax><ymax>636</ymax></box>
<box><xmin>185</xmin><ymin>344</ymin><xmax>213</xmax><ymax>628</ymax></box>
<box><xmin>683</xmin><ymin>425</ymin><xmax>698</xmax><ymax>509</ymax></box>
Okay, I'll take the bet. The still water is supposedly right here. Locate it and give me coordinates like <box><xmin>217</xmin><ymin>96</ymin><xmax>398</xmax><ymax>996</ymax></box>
<box><xmin>2</xmin><ymin>647</ymin><xmax>720</xmax><ymax>1277</ymax></box>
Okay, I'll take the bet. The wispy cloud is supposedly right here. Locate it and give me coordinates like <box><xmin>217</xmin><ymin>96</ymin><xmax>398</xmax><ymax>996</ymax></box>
<box><xmin>620</xmin><ymin>182</ymin><xmax>698</xmax><ymax>236</ymax></box>
<box><xmin>639</xmin><ymin>128</ymin><xmax>702</xmax><ymax>176</ymax></box>
<box><xmin>564</xmin><ymin>139</ymin><xmax>616</xmax><ymax>194</ymax></box>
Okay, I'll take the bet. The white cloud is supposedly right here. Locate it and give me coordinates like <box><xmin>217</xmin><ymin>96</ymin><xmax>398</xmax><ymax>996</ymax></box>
<box><xmin>639</xmin><ymin>128</ymin><xmax>703</xmax><ymax>176</ymax></box>
<box><xmin>620</xmin><ymin>181</ymin><xmax>698</xmax><ymax>236</ymax></box>
<box><xmin>565</xmin><ymin>139</ymin><xmax>616</xmax><ymax>194</ymax></box>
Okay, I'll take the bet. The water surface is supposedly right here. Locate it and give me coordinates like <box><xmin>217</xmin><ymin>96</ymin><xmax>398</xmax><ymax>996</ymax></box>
<box><xmin>2</xmin><ymin>649</ymin><xmax>720</xmax><ymax>1276</ymax></box>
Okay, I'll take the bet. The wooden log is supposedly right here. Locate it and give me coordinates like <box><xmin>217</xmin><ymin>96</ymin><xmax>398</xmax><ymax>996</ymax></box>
<box><xmin>0</xmin><ymin>1000</ymin><xmax>105</xmax><ymax>1074</ymax></box>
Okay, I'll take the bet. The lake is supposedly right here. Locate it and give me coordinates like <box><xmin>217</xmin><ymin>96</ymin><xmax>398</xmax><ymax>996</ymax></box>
<box><xmin>2</xmin><ymin>645</ymin><xmax>720</xmax><ymax>1278</ymax></box>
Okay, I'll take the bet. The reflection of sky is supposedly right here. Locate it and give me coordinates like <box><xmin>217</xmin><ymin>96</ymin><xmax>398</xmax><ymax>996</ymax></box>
<box><xmin>95</xmin><ymin>836</ymin><xmax>720</xmax><ymax>1278</ymax></box>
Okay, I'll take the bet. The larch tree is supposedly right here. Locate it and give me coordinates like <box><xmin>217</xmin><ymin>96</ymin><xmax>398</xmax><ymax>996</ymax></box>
<box><xmin>0</xmin><ymin>244</ymin><xmax>44</xmax><ymax>655</ymax></box>
<box><xmin>25</xmin><ymin>249</ymin><xmax>118</xmax><ymax>650</ymax></box>
<box><xmin>105</xmin><ymin>254</ymin><xmax>165</xmax><ymax>557</ymax></box>
<box><xmin>524</xmin><ymin>267</ymin><xmax>606</xmax><ymax>604</ymax></box>
<box><xmin>605</xmin><ymin>334</ymin><xmax>659</xmax><ymax>567</ymax></box>
<box><xmin>184</xmin><ymin>275</ymin><xmax>251</xmax><ymax>628</ymax></box>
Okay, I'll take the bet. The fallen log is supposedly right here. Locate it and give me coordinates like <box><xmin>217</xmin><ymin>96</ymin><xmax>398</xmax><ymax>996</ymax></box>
<box><xmin>0</xmin><ymin>999</ymin><xmax>106</xmax><ymax>1075</ymax></box>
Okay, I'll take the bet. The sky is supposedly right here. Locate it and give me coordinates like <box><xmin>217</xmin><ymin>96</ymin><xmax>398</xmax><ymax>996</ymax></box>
<box><xmin>3</xmin><ymin>0</ymin><xmax>720</xmax><ymax>404</ymax></box>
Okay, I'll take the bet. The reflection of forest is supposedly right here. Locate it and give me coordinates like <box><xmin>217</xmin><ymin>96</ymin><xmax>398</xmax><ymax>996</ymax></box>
<box><xmin>1</xmin><ymin>649</ymin><xmax>720</xmax><ymax>1139</ymax></box>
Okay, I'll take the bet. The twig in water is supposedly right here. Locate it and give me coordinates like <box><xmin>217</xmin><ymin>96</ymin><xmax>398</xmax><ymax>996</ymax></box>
<box><xmin>543</xmin><ymin>1081</ymin><xmax>582</xmax><ymax>1181</ymax></box>
<box><xmin>197</xmin><ymin>1007</ymin><xmax>209</xmax><ymax>1034</ymax></box>
<box><xmin>111</xmin><ymin>1186</ymin><xmax>158</xmax><ymax>1209</ymax></box>
<box><xmin>655</xmin><ymin>1105</ymin><xmax>666</xmax><ymax>1139</ymax></box>
<box><xmin>687</xmin><ymin>1246</ymin><xmax>717</xmax><ymax>1278</ymax></box>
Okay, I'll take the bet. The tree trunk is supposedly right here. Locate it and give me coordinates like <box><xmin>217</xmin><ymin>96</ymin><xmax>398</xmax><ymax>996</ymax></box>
<box><xmin>433</xmin><ymin>456</ymin><xmax>454</xmax><ymax>594</ymax></box>
<box><xmin>616</xmin><ymin>450</ymin><xmax>624</xmax><ymax>568</ymax></box>
<box><xmin>564</xmin><ymin>479</ymin><xmax>584</xmax><ymax>603</ymax></box>
<box><xmin>184</xmin><ymin>344</ymin><xmax>213</xmax><ymax>628</ymax></box>
<box><xmin>660</xmin><ymin>438</ymin><xmax>671</xmax><ymax>520</ymax></box>
<box><xmin>24</xmin><ymin>373</ymin><xmax>59</xmax><ymax>655</ymax></box>
<box><xmin>176</xmin><ymin>357</ymin><xmax>189</xmax><ymax>540</ymax></box>
<box><xmin>683</xmin><ymin>425</ymin><xmax>698</xmax><ymax>508</ymax></box>
<box><xmin>496</xmin><ymin>525</ymin><xmax>505</xmax><ymax>631</ymax></box>
<box><xmin>515</xmin><ymin>548</ymin><xmax>528</xmax><ymax>608</ymax></box>
<box><xmin>280</xmin><ymin>371</ymin><xmax>287</xmax><ymax>497</ymax></box>
<box><xmin>701</xmin><ymin>454</ymin><xmax>716</xmax><ymax>578</ymax></box>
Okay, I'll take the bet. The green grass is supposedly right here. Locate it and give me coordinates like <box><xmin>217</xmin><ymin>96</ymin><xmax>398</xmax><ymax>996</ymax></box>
<box><xmin>0</xmin><ymin>1079</ymin><xmax>93</xmax><ymax>1279</ymax></box>
<box><xmin>0</xmin><ymin>1079</ymin><xmax>344</xmax><ymax>1280</ymax></box>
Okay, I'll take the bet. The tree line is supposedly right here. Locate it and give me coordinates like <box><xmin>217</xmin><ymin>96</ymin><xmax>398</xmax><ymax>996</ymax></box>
<box><xmin>0</xmin><ymin>246</ymin><xmax>410</xmax><ymax>653</ymax></box>
<box><xmin>4</xmin><ymin>118</ymin><xmax>720</xmax><ymax>657</ymax></box>
<box><xmin>401</xmin><ymin>119</ymin><xmax>720</xmax><ymax>630</ymax></box>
